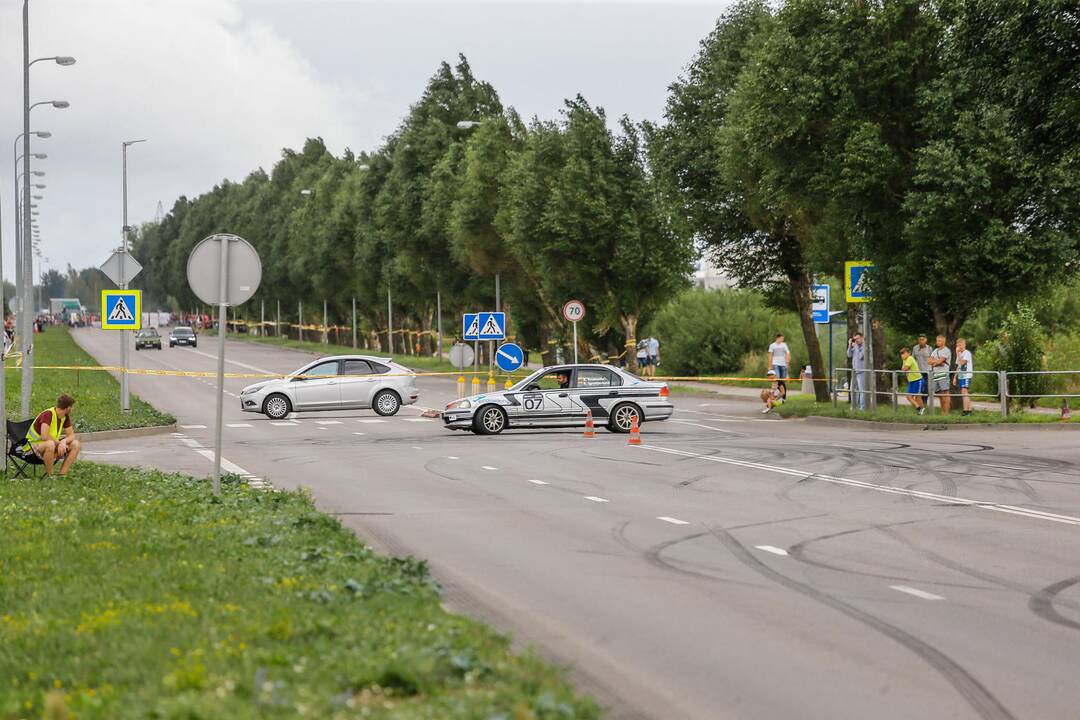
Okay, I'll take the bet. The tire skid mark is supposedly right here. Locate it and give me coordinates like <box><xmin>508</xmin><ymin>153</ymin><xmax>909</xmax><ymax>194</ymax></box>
<box><xmin>1029</xmin><ymin>576</ymin><xmax>1080</xmax><ymax>632</ymax></box>
<box><xmin>709</xmin><ymin>526</ymin><xmax>1016</xmax><ymax>720</ymax></box>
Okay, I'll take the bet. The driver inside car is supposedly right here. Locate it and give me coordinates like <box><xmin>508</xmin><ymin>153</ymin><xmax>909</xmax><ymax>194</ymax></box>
<box><xmin>556</xmin><ymin>371</ymin><xmax>570</xmax><ymax>389</ymax></box>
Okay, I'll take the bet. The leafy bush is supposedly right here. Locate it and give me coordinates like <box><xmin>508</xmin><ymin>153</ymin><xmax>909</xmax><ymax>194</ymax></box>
<box><xmin>987</xmin><ymin>305</ymin><xmax>1051</xmax><ymax>408</ymax></box>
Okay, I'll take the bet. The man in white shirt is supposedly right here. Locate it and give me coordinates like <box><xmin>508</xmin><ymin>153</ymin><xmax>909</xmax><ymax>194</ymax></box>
<box><xmin>953</xmin><ymin>338</ymin><xmax>974</xmax><ymax>416</ymax></box>
<box><xmin>767</xmin><ymin>333</ymin><xmax>791</xmax><ymax>397</ymax></box>
<box><xmin>646</xmin><ymin>336</ymin><xmax>660</xmax><ymax>378</ymax></box>
<box><xmin>929</xmin><ymin>334</ymin><xmax>953</xmax><ymax>414</ymax></box>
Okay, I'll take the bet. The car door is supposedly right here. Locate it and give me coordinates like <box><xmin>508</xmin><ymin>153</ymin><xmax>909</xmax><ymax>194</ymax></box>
<box><xmin>290</xmin><ymin>360</ymin><xmax>341</xmax><ymax>409</ymax></box>
<box><xmin>337</xmin><ymin>359</ymin><xmax>378</xmax><ymax>408</ymax></box>
<box><xmin>570</xmin><ymin>367</ymin><xmax>622</xmax><ymax>421</ymax></box>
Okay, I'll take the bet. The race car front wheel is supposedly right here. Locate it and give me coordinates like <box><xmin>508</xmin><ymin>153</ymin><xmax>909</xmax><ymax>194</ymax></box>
<box><xmin>474</xmin><ymin>405</ymin><xmax>507</xmax><ymax>435</ymax></box>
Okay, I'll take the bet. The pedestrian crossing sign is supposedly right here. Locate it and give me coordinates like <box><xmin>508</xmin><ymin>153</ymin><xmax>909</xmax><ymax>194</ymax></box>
<box><xmin>463</xmin><ymin>311</ymin><xmax>506</xmax><ymax>341</ymax></box>
<box><xmin>844</xmin><ymin>261</ymin><xmax>875</xmax><ymax>303</ymax></box>
<box><xmin>101</xmin><ymin>289</ymin><xmax>142</xmax><ymax>330</ymax></box>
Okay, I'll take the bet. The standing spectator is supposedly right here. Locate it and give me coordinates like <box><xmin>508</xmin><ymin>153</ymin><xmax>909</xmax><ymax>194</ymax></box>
<box><xmin>912</xmin><ymin>334</ymin><xmax>932</xmax><ymax>401</ymax></box>
<box><xmin>929</xmin><ymin>334</ymin><xmax>953</xmax><ymax>413</ymax></box>
<box><xmin>646</xmin><ymin>336</ymin><xmax>660</xmax><ymax>377</ymax></box>
<box><xmin>847</xmin><ymin>332</ymin><xmax>867</xmax><ymax>410</ymax></box>
<box><xmin>635</xmin><ymin>340</ymin><xmax>648</xmax><ymax>374</ymax></box>
<box><xmin>900</xmin><ymin>347</ymin><xmax>926</xmax><ymax>415</ymax></box>
<box><xmin>953</xmin><ymin>338</ymin><xmax>974</xmax><ymax>416</ymax></box>
<box><xmin>767</xmin><ymin>333</ymin><xmax>791</xmax><ymax>396</ymax></box>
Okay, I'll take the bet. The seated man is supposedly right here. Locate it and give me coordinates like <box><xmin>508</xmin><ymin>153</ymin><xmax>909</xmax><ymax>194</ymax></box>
<box><xmin>24</xmin><ymin>393</ymin><xmax>81</xmax><ymax>476</ymax></box>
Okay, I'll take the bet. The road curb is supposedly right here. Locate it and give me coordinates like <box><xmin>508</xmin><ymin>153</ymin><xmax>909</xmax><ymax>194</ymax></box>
<box><xmin>80</xmin><ymin>423</ymin><xmax>177</xmax><ymax>443</ymax></box>
<box><xmin>798</xmin><ymin>415</ymin><xmax>1080</xmax><ymax>432</ymax></box>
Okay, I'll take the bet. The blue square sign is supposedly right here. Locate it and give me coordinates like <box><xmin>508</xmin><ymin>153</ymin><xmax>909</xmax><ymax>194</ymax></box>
<box><xmin>101</xmin><ymin>289</ymin><xmax>142</xmax><ymax>330</ymax></box>
<box><xmin>463</xmin><ymin>311</ymin><xmax>506</xmax><ymax>341</ymax></box>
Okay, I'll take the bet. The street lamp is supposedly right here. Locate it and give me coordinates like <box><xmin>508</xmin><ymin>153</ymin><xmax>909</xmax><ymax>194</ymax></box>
<box><xmin>118</xmin><ymin>138</ymin><xmax>147</xmax><ymax>411</ymax></box>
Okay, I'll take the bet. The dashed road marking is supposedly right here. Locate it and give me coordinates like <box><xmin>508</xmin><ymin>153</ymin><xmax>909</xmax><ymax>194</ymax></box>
<box><xmin>180</xmin><ymin>424</ymin><xmax>206</xmax><ymax>429</ymax></box>
<box><xmin>528</xmin><ymin>479</ymin><xmax>549</xmax><ymax>485</ymax></box>
<box><xmin>584</xmin><ymin>496</ymin><xmax>610</xmax><ymax>503</ymax></box>
<box><xmin>226</xmin><ymin>423</ymin><xmax>253</xmax><ymax>428</ymax></box>
<box><xmin>357</xmin><ymin>419</ymin><xmax>386</xmax><ymax>424</ymax></box>
<box><xmin>755</xmin><ymin>545</ymin><xmax>789</xmax><ymax>556</ymax></box>
<box><xmin>890</xmin><ymin>585</ymin><xmax>945</xmax><ymax>601</ymax></box>
<box><xmin>405</xmin><ymin>418</ymin><xmax>431</xmax><ymax>422</ymax></box>
<box><xmin>481</xmin><ymin>466</ymin><xmax>498</xmax><ymax>471</ymax></box>
<box><xmin>447</xmin><ymin>456</ymin><xmax>459</xmax><ymax>460</ymax></box>
<box><xmin>315</xmin><ymin>420</ymin><xmax>343</xmax><ymax>425</ymax></box>
<box><xmin>411</xmin><ymin>446</ymin><xmax>423</xmax><ymax>450</ymax></box>
<box><xmin>270</xmin><ymin>421</ymin><xmax>299</xmax><ymax>426</ymax></box>
<box><xmin>352</xmin><ymin>432</ymin><xmax>366</xmax><ymax>436</ymax></box>
<box><xmin>657</xmin><ymin>516</ymin><xmax>690</xmax><ymax>525</ymax></box>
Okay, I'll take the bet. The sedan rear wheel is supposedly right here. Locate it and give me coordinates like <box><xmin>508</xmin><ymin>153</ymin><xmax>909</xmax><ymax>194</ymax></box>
<box><xmin>474</xmin><ymin>405</ymin><xmax>507</xmax><ymax>435</ymax></box>
<box><xmin>608</xmin><ymin>402</ymin><xmax>642</xmax><ymax>433</ymax></box>
<box><xmin>263</xmin><ymin>393</ymin><xmax>292</xmax><ymax>420</ymax></box>
<box><xmin>373</xmin><ymin>390</ymin><xmax>401</xmax><ymax>417</ymax></box>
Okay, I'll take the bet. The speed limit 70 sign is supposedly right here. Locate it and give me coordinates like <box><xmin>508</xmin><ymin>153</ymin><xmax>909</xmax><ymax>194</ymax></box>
<box><xmin>563</xmin><ymin>300</ymin><xmax>586</xmax><ymax>323</ymax></box>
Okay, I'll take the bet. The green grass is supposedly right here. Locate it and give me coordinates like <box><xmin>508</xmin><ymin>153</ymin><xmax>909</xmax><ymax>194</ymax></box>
<box><xmin>5</xmin><ymin>327</ymin><xmax>174</xmax><ymax>432</ymax></box>
<box><xmin>774</xmin><ymin>393</ymin><xmax>1080</xmax><ymax>424</ymax></box>
<box><xmin>0</xmin><ymin>464</ymin><xmax>599</xmax><ymax>719</ymax></box>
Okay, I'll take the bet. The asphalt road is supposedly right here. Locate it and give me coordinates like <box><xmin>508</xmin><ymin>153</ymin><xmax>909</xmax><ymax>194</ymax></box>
<box><xmin>71</xmin><ymin>327</ymin><xmax>1080</xmax><ymax>720</ymax></box>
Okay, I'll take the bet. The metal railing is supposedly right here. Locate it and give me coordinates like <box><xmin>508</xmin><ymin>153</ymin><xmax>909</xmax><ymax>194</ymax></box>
<box><xmin>831</xmin><ymin>367</ymin><xmax>1013</xmax><ymax>416</ymax></box>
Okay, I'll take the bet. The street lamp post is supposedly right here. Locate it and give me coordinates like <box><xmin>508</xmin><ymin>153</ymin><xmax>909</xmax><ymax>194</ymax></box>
<box><xmin>120</xmin><ymin>139</ymin><xmax>147</xmax><ymax>412</ymax></box>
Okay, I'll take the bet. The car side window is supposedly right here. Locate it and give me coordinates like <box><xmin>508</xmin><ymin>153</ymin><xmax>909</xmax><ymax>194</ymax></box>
<box><xmin>302</xmin><ymin>361</ymin><xmax>339</xmax><ymax>378</ymax></box>
<box><xmin>367</xmin><ymin>362</ymin><xmax>391</xmax><ymax>374</ymax></box>
<box><xmin>533</xmin><ymin>370</ymin><xmax>572</xmax><ymax>390</ymax></box>
<box><xmin>574</xmin><ymin>368</ymin><xmax>620</xmax><ymax>388</ymax></box>
<box><xmin>341</xmin><ymin>360</ymin><xmax>374</xmax><ymax>375</ymax></box>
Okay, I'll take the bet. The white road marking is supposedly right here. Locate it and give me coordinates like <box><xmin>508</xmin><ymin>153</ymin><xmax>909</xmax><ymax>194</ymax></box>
<box><xmin>527</xmin><ymin>479</ymin><xmax>549</xmax><ymax>485</ymax></box>
<box><xmin>184</xmin><ymin>348</ymin><xmax>276</xmax><ymax>374</ymax></box>
<box><xmin>226</xmin><ymin>423</ymin><xmax>253</xmax><ymax>428</ymax></box>
<box><xmin>405</xmin><ymin>418</ymin><xmax>431</xmax><ymax>422</ymax></box>
<box><xmin>315</xmin><ymin>420</ymin><xmax>342</xmax><ymax>425</ymax></box>
<box><xmin>270</xmin><ymin>421</ymin><xmax>299</xmax><ymax>426</ymax></box>
<box><xmin>671</xmin><ymin>419</ymin><xmax>739</xmax><ymax>435</ymax></box>
<box><xmin>640</xmin><ymin>444</ymin><xmax>1080</xmax><ymax>527</ymax></box>
<box><xmin>755</xmin><ymin>545</ymin><xmax>789</xmax><ymax>556</ymax></box>
<box><xmin>411</xmin><ymin>446</ymin><xmax>423</xmax><ymax>450</ymax></box>
<box><xmin>190</xmin><ymin>447</ymin><xmax>267</xmax><ymax>488</ymax></box>
<box><xmin>482</xmin><ymin>466</ymin><xmax>498</xmax><ymax>471</ymax></box>
<box><xmin>179</xmin><ymin>438</ymin><xmax>203</xmax><ymax>448</ymax></box>
<box><xmin>352</xmin><ymin>432</ymin><xmax>366</xmax><ymax>436</ymax></box>
<box><xmin>83</xmin><ymin>450</ymin><xmax>137</xmax><ymax>456</ymax></box>
<box><xmin>584</xmin><ymin>496</ymin><xmax>610</xmax><ymax>503</ymax></box>
<box><xmin>357</xmin><ymin>419</ymin><xmax>386</xmax><ymax>424</ymax></box>
<box><xmin>447</xmin><ymin>456</ymin><xmax>459</xmax><ymax>460</ymax></box>
<box><xmin>890</xmin><ymin>585</ymin><xmax>945</xmax><ymax>601</ymax></box>
<box><xmin>180</xmin><ymin>424</ymin><xmax>206</xmax><ymax>429</ymax></box>
<box><xmin>657</xmin><ymin>516</ymin><xmax>690</xmax><ymax>525</ymax></box>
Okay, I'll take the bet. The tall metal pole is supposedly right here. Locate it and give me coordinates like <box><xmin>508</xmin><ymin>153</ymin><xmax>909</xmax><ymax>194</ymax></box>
<box><xmin>1</xmin><ymin>175</ymin><xmax>6</xmax><ymax>451</ymax></box>
<box><xmin>863</xmin><ymin>305</ymin><xmax>875</xmax><ymax>411</ymax></box>
<box><xmin>495</xmin><ymin>272</ymin><xmax>500</xmax><ymax>313</ymax></box>
<box><xmin>387</xmin><ymin>288</ymin><xmax>393</xmax><ymax>354</ymax></box>
<box><xmin>276</xmin><ymin>299</ymin><xmax>280</xmax><ymax>338</ymax></box>
<box><xmin>120</xmin><ymin>142</ymin><xmax>130</xmax><ymax>411</ymax></box>
<box><xmin>260</xmin><ymin>299</ymin><xmax>264</xmax><ymax>337</ymax></box>
<box><xmin>436</xmin><ymin>289</ymin><xmax>442</xmax><ymax>361</ymax></box>
<box><xmin>211</xmin><ymin>237</ymin><xmax>229</xmax><ymax>496</ymax></box>
<box><xmin>298</xmin><ymin>301</ymin><xmax>303</xmax><ymax>342</ymax></box>
<box><xmin>20</xmin><ymin>0</ymin><xmax>33</xmax><ymax>417</ymax></box>
<box><xmin>351</xmin><ymin>296</ymin><xmax>357</xmax><ymax>349</ymax></box>
<box><xmin>322</xmin><ymin>299</ymin><xmax>328</xmax><ymax>344</ymax></box>
<box><xmin>572</xmin><ymin>321</ymin><xmax>578</xmax><ymax>364</ymax></box>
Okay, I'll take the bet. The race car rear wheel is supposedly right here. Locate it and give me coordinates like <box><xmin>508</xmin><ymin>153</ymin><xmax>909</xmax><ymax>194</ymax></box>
<box><xmin>608</xmin><ymin>402</ymin><xmax>642</xmax><ymax>433</ymax></box>
<box><xmin>474</xmin><ymin>405</ymin><xmax>507</xmax><ymax>435</ymax></box>
<box><xmin>263</xmin><ymin>393</ymin><xmax>292</xmax><ymax>420</ymax></box>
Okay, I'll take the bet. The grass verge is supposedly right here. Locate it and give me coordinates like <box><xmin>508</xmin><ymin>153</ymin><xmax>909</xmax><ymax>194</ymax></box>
<box><xmin>0</xmin><ymin>464</ymin><xmax>599</xmax><ymax>719</ymax></box>
<box><xmin>5</xmin><ymin>327</ymin><xmax>174</xmax><ymax>432</ymax></box>
<box><xmin>774</xmin><ymin>394</ymin><xmax>1079</xmax><ymax>424</ymax></box>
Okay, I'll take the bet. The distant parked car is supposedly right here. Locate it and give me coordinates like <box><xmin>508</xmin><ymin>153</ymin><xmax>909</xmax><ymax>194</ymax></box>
<box><xmin>239</xmin><ymin>355</ymin><xmax>420</xmax><ymax>420</ymax></box>
<box><xmin>169</xmin><ymin>326</ymin><xmax>198</xmax><ymax>348</ymax></box>
<box><xmin>134</xmin><ymin>328</ymin><xmax>162</xmax><ymax>350</ymax></box>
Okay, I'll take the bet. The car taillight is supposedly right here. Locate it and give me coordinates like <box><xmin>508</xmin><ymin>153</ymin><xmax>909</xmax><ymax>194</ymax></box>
<box><xmin>659</xmin><ymin>386</ymin><xmax>670</xmax><ymax>397</ymax></box>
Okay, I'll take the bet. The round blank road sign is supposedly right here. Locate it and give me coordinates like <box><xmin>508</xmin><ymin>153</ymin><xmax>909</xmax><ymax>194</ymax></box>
<box><xmin>449</xmin><ymin>342</ymin><xmax>475</xmax><ymax>369</ymax></box>
<box><xmin>563</xmin><ymin>299</ymin><xmax>586</xmax><ymax>323</ymax></box>
<box><xmin>187</xmin><ymin>234</ymin><xmax>262</xmax><ymax>307</ymax></box>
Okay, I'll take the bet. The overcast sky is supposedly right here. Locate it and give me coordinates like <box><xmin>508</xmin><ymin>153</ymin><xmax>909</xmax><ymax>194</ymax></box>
<box><xmin>1</xmin><ymin>0</ymin><xmax>729</xmax><ymax>284</ymax></box>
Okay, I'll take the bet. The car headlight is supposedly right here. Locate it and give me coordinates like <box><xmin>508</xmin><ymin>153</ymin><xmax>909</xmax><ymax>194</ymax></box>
<box><xmin>446</xmin><ymin>399</ymin><xmax>471</xmax><ymax>410</ymax></box>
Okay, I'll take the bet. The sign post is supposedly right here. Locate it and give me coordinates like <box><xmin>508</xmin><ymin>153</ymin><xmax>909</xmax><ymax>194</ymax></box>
<box><xmin>187</xmin><ymin>234</ymin><xmax>261</xmax><ymax>496</ymax></box>
<box><xmin>844</xmin><ymin>262</ymin><xmax>876</xmax><ymax>411</ymax></box>
<box><xmin>100</xmin><ymin>250</ymin><xmax>143</xmax><ymax>411</ymax></box>
<box><xmin>562</xmin><ymin>300</ymin><xmax>586</xmax><ymax>364</ymax></box>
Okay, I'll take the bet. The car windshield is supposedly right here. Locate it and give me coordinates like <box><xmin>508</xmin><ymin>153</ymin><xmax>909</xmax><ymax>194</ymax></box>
<box><xmin>173</xmin><ymin>328</ymin><xmax>193</xmax><ymax>336</ymax></box>
<box><xmin>136</xmin><ymin>330</ymin><xmax>158</xmax><ymax>337</ymax></box>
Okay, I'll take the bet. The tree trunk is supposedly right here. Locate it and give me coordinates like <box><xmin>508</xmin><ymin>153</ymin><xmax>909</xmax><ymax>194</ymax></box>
<box><xmin>788</xmin><ymin>268</ymin><xmax>831</xmax><ymax>402</ymax></box>
<box><xmin>621</xmin><ymin>314</ymin><xmax>638</xmax><ymax>372</ymax></box>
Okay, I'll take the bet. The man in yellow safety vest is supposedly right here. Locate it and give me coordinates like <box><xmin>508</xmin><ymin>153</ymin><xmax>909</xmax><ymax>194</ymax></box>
<box><xmin>24</xmin><ymin>393</ymin><xmax>81</xmax><ymax>476</ymax></box>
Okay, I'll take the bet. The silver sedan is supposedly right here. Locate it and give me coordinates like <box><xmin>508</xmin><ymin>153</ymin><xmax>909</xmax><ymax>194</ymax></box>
<box><xmin>239</xmin><ymin>355</ymin><xmax>419</xmax><ymax>420</ymax></box>
<box><xmin>442</xmin><ymin>364</ymin><xmax>673</xmax><ymax>434</ymax></box>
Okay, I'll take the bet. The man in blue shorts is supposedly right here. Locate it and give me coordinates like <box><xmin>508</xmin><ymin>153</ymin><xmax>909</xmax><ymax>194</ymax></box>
<box><xmin>900</xmin><ymin>347</ymin><xmax>925</xmax><ymax>415</ymax></box>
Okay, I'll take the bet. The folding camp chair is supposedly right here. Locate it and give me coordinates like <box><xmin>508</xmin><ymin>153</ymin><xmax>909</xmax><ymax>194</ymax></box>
<box><xmin>5</xmin><ymin>419</ymin><xmax>46</xmax><ymax>479</ymax></box>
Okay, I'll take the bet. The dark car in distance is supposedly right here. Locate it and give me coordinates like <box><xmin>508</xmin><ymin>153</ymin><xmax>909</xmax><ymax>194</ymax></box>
<box><xmin>169</xmin><ymin>326</ymin><xmax>198</xmax><ymax>348</ymax></box>
<box><xmin>134</xmin><ymin>328</ymin><xmax>162</xmax><ymax>350</ymax></box>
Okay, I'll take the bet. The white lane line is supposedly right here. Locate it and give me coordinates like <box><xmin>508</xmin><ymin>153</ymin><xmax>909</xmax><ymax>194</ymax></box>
<box><xmin>671</xmin><ymin>419</ymin><xmax>739</xmax><ymax>435</ymax></box>
<box><xmin>755</xmin><ymin>545</ymin><xmax>789</xmax><ymax>556</ymax></box>
<box><xmin>447</xmin><ymin>456</ymin><xmax>459</xmax><ymax>460</ymax></box>
<box><xmin>315</xmin><ymin>420</ymin><xmax>342</xmax><ymax>425</ymax></box>
<box><xmin>226</xmin><ymin>423</ymin><xmax>253</xmax><ymax>428</ymax></box>
<box><xmin>584</xmin><ymin>496</ymin><xmax>610</xmax><ymax>503</ymax></box>
<box><xmin>890</xmin><ymin>585</ymin><xmax>945</xmax><ymax>601</ymax></box>
<box><xmin>83</xmin><ymin>450</ymin><xmax>137</xmax><ymax>456</ymax></box>
<box><xmin>270</xmin><ymin>421</ymin><xmax>299</xmax><ymax>426</ymax></box>
<box><xmin>184</xmin><ymin>348</ymin><xmax>276</xmax><ymax>375</ymax></box>
<box><xmin>357</xmin><ymin>419</ymin><xmax>386</xmax><ymax>424</ymax></box>
<box><xmin>411</xmin><ymin>446</ymin><xmax>423</xmax><ymax>450</ymax></box>
<box><xmin>481</xmin><ymin>466</ymin><xmax>498</xmax><ymax>471</ymax></box>
<box><xmin>179</xmin><ymin>438</ymin><xmax>203</xmax><ymax>448</ymax></box>
<box><xmin>639</xmin><ymin>444</ymin><xmax>1080</xmax><ymax>527</ymax></box>
<box><xmin>657</xmin><ymin>516</ymin><xmax>690</xmax><ymax>525</ymax></box>
<box><xmin>179</xmin><ymin>424</ymin><xmax>207</xmax><ymax>429</ymax></box>
<box><xmin>352</xmin><ymin>432</ymin><xmax>366</xmax><ymax>436</ymax></box>
<box><xmin>405</xmin><ymin>418</ymin><xmax>431</xmax><ymax>423</ymax></box>
<box><xmin>527</xmin><ymin>479</ymin><xmax>549</xmax><ymax>485</ymax></box>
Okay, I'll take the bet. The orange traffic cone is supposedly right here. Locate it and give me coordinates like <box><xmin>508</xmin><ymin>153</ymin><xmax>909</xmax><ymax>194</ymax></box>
<box><xmin>583</xmin><ymin>409</ymin><xmax>597</xmax><ymax>438</ymax></box>
<box><xmin>628</xmin><ymin>415</ymin><xmax>642</xmax><ymax>445</ymax></box>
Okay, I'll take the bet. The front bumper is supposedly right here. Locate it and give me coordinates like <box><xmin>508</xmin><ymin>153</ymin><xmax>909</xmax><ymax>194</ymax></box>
<box><xmin>441</xmin><ymin>410</ymin><xmax>476</xmax><ymax>429</ymax></box>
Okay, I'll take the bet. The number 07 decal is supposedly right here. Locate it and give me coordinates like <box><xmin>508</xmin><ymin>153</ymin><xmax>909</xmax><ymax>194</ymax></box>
<box><xmin>522</xmin><ymin>394</ymin><xmax>543</xmax><ymax>411</ymax></box>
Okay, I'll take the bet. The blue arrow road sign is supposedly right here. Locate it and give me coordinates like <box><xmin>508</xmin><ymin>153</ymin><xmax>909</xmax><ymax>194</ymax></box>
<box><xmin>463</xmin><ymin>311</ymin><xmax>506</xmax><ymax>341</ymax></box>
<box><xmin>496</xmin><ymin>342</ymin><xmax>524</xmax><ymax>372</ymax></box>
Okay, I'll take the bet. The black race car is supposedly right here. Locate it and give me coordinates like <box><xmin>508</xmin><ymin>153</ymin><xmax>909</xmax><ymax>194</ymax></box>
<box><xmin>134</xmin><ymin>328</ymin><xmax>162</xmax><ymax>350</ymax></box>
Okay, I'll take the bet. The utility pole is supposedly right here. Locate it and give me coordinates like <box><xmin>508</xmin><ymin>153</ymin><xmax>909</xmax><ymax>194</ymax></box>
<box><xmin>436</xmin><ymin>288</ymin><xmax>442</xmax><ymax>361</ymax></box>
<box><xmin>298</xmin><ymin>301</ymin><xmax>303</xmax><ymax>343</ymax></box>
<box><xmin>351</xmin><ymin>296</ymin><xmax>357</xmax><ymax>349</ymax></box>
<box><xmin>119</xmin><ymin>139</ymin><xmax>146</xmax><ymax>411</ymax></box>
<box><xmin>387</xmin><ymin>288</ymin><xmax>393</xmax><ymax>354</ymax></box>
<box><xmin>20</xmin><ymin>0</ymin><xmax>32</xmax><ymax>417</ymax></box>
